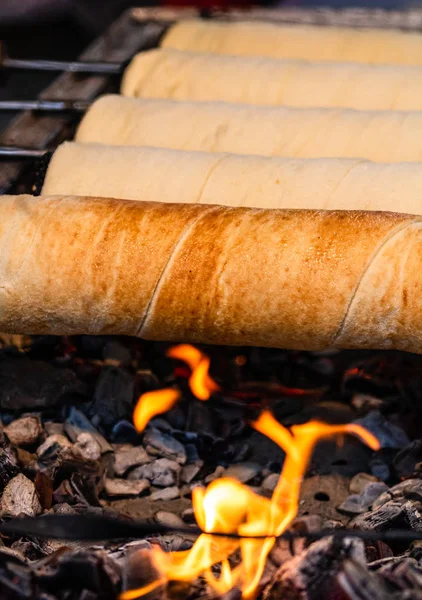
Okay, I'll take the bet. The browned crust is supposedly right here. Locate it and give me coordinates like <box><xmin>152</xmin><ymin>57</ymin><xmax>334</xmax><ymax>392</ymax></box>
<box><xmin>0</xmin><ymin>195</ymin><xmax>421</xmax><ymax>352</ymax></box>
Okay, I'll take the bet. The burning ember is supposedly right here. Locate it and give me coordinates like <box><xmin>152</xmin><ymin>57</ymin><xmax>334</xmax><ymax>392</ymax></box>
<box><xmin>123</xmin><ymin>345</ymin><xmax>380</xmax><ymax>600</ymax></box>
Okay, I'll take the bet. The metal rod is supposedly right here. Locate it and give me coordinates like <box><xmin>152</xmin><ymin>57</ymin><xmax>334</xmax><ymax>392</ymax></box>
<box><xmin>0</xmin><ymin>99</ymin><xmax>91</xmax><ymax>112</ymax></box>
<box><xmin>1</xmin><ymin>514</ymin><xmax>422</xmax><ymax>545</ymax></box>
<box><xmin>0</xmin><ymin>146</ymin><xmax>48</xmax><ymax>158</ymax></box>
<box><xmin>3</xmin><ymin>57</ymin><xmax>124</xmax><ymax>75</ymax></box>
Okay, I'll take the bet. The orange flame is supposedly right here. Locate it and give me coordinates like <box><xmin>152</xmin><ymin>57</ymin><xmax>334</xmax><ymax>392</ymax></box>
<box><xmin>123</xmin><ymin>349</ymin><xmax>380</xmax><ymax>600</ymax></box>
<box><xmin>167</xmin><ymin>344</ymin><xmax>220</xmax><ymax>400</ymax></box>
<box><xmin>133</xmin><ymin>388</ymin><xmax>181</xmax><ymax>432</ymax></box>
<box><xmin>133</xmin><ymin>345</ymin><xmax>220</xmax><ymax>431</ymax></box>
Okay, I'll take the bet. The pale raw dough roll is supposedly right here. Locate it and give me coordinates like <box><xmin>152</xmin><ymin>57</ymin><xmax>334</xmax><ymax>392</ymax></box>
<box><xmin>43</xmin><ymin>142</ymin><xmax>422</xmax><ymax>215</ymax></box>
<box><xmin>76</xmin><ymin>96</ymin><xmax>422</xmax><ymax>163</ymax></box>
<box><xmin>162</xmin><ymin>19</ymin><xmax>422</xmax><ymax>65</ymax></box>
<box><xmin>121</xmin><ymin>48</ymin><xmax>422</xmax><ymax>111</ymax></box>
<box><xmin>2</xmin><ymin>194</ymin><xmax>422</xmax><ymax>354</ymax></box>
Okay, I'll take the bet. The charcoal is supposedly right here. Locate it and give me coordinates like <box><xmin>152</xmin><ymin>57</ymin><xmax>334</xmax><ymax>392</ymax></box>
<box><xmin>337</xmin><ymin>483</ymin><xmax>389</xmax><ymax>516</ymax></box>
<box><xmin>149</xmin><ymin>418</ymin><xmax>174</xmax><ymax>433</ymax></box>
<box><xmin>156</xmin><ymin>533</ymin><xmax>194</xmax><ymax>552</ymax></box>
<box><xmin>129</xmin><ymin>458</ymin><xmax>181</xmax><ymax>487</ymax></box>
<box><xmin>44</xmin><ymin>422</ymin><xmax>64</xmax><ymax>437</ymax></box>
<box><xmin>262</xmin><ymin>473</ymin><xmax>279</xmax><ymax>495</ymax></box>
<box><xmin>351</xmin><ymin>393</ymin><xmax>384</xmax><ymax>413</ymax></box>
<box><xmin>1</xmin><ymin>473</ymin><xmax>42</xmax><ymax>517</ymax></box>
<box><xmin>123</xmin><ymin>547</ymin><xmax>165</xmax><ymax>600</ymax></box>
<box><xmin>53</xmin><ymin>479</ymin><xmax>76</xmax><ymax>505</ymax></box>
<box><xmin>64</xmin><ymin>407</ymin><xmax>112</xmax><ymax>454</ymax></box>
<box><xmin>17</xmin><ymin>448</ymin><xmax>37</xmax><ymax>471</ymax></box>
<box><xmin>110</xmin><ymin>420</ymin><xmax>140</xmax><ymax>445</ymax></box>
<box><xmin>143</xmin><ymin>428</ymin><xmax>186</xmax><ymax>465</ymax></box>
<box><xmin>34</xmin><ymin>472</ymin><xmax>54</xmax><ymax>511</ymax></box>
<box><xmin>364</xmin><ymin>540</ymin><xmax>394</xmax><ymax>563</ymax></box>
<box><xmin>103</xmin><ymin>341</ymin><xmax>132</xmax><ymax>367</ymax></box>
<box><xmin>181</xmin><ymin>461</ymin><xmax>203</xmax><ymax>484</ymax></box>
<box><xmin>263</xmin><ymin>536</ymin><xmax>366</xmax><ymax>600</ymax></box>
<box><xmin>0</xmin><ymin>356</ymin><xmax>82</xmax><ymax>410</ymax></box>
<box><xmin>224</xmin><ymin>462</ymin><xmax>260</xmax><ymax>483</ymax></box>
<box><xmin>205</xmin><ymin>465</ymin><xmax>225</xmax><ymax>483</ymax></box>
<box><xmin>73</xmin><ymin>433</ymin><xmax>101</xmax><ymax>461</ymax></box>
<box><xmin>393</xmin><ymin>441</ymin><xmax>422</xmax><ymax>479</ymax></box>
<box><xmin>32</xmin><ymin>549</ymin><xmax>122</xmax><ymax>597</ymax></box>
<box><xmin>91</xmin><ymin>366</ymin><xmax>134</xmax><ymax>428</ymax></box>
<box><xmin>37</xmin><ymin>434</ymin><xmax>72</xmax><ymax>467</ymax></box>
<box><xmin>10</xmin><ymin>540</ymin><xmax>47</xmax><ymax>561</ymax></box>
<box><xmin>232</xmin><ymin>442</ymin><xmax>251</xmax><ymax>462</ymax></box>
<box><xmin>150</xmin><ymin>486</ymin><xmax>180</xmax><ymax>501</ymax></box>
<box><xmin>350</xmin><ymin>500</ymin><xmax>407</xmax><ymax>531</ymax></box>
<box><xmin>369</xmin><ymin>457</ymin><xmax>391</xmax><ymax>482</ymax></box>
<box><xmin>0</xmin><ymin>444</ymin><xmax>19</xmax><ymax>490</ymax></box>
<box><xmin>185</xmin><ymin>443</ymin><xmax>200</xmax><ymax>464</ymax></box>
<box><xmin>113</xmin><ymin>445</ymin><xmax>150</xmax><ymax>477</ymax></box>
<box><xmin>349</xmin><ymin>473</ymin><xmax>379</xmax><ymax>494</ymax></box>
<box><xmin>354</xmin><ymin>411</ymin><xmax>409</xmax><ymax>449</ymax></box>
<box><xmin>4</xmin><ymin>416</ymin><xmax>43</xmax><ymax>448</ymax></box>
<box><xmin>336</xmin><ymin>558</ymin><xmax>391</xmax><ymax>600</ymax></box>
<box><xmin>181</xmin><ymin>508</ymin><xmax>195</xmax><ymax>524</ymax></box>
<box><xmin>373</xmin><ymin>479</ymin><xmax>422</xmax><ymax>509</ymax></box>
<box><xmin>378</xmin><ymin>557</ymin><xmax>422</xmax><ymax>594</ymax></box>
<box><xmin>70</xmin><ymin>472</ymin><xmax>101</xmax><ymax>507</ymax></box>
<box><xmin>103</xmin><ymin>478</ymin><xmax>149</xmax><ymax>498</ymax></box>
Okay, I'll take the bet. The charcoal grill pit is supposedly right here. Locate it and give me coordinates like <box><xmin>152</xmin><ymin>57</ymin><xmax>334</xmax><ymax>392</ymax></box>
<box><xmin>1</xmin><ymin>7</ymin><xmax>422</xmax><ymax>600</ymax></box>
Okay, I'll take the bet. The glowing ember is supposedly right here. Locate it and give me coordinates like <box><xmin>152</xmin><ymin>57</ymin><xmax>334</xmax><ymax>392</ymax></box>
<box><xmin>124</xmin><ymin>347</ymin><xmax>380</xmax><ymax>600</ymax></box>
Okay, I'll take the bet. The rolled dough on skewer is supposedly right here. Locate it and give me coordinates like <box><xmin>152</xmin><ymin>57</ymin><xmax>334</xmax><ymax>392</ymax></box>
<box><xmin>76</xmin><ymin>96</ymin><xmax>422</xmax><ymax>164</ymax></box>
<box><xmin>162</xmin><ymin>19</ymin><xmax>422</xmax><ymax>65</ymax></box>
<box><xmin>43</xmin><ymin>142</ymin><xmax>422</xmax><ymax>215</ymax></box>
<box><xmin>1</xmin><ymin>194</ymin><xmax>422</xmax><ymax>354</ymax></box>
<box><xmin>121</xmin><ymin>48</ymin><xmax>422</xmax><ymax>111</ymax></box>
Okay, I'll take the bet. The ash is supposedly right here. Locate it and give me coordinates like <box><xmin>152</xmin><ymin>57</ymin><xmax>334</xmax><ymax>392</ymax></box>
<box><xmin>0</xmin><ymin>334</ymin><xmax>421</xmax><ymax>600</ymax></box>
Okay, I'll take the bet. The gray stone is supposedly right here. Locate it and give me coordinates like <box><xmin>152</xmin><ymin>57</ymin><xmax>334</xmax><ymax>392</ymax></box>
<box><xmin>73</xmin><ymin>432</ymin><xmax>101</xmax><ymax>461</ymax></box>
<box><xmin>224</xmin><ymin>462</ymin><xmax>261</xmax><ymax>483</ymax></box>
<box><xmin>1</xmin><ymin>474</ymin><xmax>42</xmax><ymax>517</ymax></box>
<box><xmin>113</xmin><ymin>445</ymin><xmax>150</xmax><ymax>476</ymax></box>
<box><xmin>150</xmin><ymin>486</ymin><xmax>180</xmax><ymax>501</ymax></box>
<box><xmin>103</xmin><ymin>477</ymin><xmax>149</xmax><ymax>498</ymax></box>
<box><xmin>128</xmin><ymin>458</ymin><xmax>181</xmax><ymax>487</ymax></box>
<box><xmin>143</xmin><ymin>427</ymin><xmax>186</xmax><ymax>464</ymax></box>
<box><xmin>4</xmin><ymin>416</ymin><xmax>43</xmax><ymax>447</ymax></box>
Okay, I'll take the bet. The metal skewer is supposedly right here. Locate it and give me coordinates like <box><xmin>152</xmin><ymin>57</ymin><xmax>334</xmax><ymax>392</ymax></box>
<box><xmin>2</xmin><ymin>56</ymin><xmax>124</xmax><ymax>75</ymax></box>
<box><xmin>0</xmin><ymin>99</ymin><xmax>91</xmax><ymax>111</ymax></box>
<box><xmin>0</xmin><ymin>146</ymin><xmax>49</xmax><ymax>158</ymax></box>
